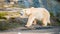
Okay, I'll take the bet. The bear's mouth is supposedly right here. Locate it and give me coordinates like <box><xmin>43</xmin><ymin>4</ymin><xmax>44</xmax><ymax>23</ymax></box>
<box><xmin>20</xmin><ymin>10</ymin><xmax>24</xmax><ymax>16</ymax></box>
<box><xmin>20</xmin><ymin>12</ymin><xmax>23</xmax><ymax>16</ymax></box>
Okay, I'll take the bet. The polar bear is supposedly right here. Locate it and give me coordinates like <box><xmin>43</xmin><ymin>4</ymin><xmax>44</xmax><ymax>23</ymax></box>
<box><xmin>20</xmin><ymin>7</ymin><xmax>50</xmax><ymax>28</ymax></box>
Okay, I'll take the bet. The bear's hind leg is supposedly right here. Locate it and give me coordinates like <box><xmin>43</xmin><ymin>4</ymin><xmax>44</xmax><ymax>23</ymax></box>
<box><xmin>42</xmin><ymin>18</ymin><xmax>48</xmax><ymax>27</ymax></box>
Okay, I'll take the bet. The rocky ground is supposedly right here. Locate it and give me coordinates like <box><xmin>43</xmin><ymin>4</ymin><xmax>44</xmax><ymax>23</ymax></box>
<box><xmin>0</xmin><ymin>26</ymin><xmax>60</xmax><ymax>34</ymax></box>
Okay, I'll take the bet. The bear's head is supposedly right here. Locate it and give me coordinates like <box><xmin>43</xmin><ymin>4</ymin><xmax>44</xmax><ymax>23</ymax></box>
<box><xmin>20</xmin><ymin>8</ymin><xmax>31</xmax><ymax>18</ymax></box>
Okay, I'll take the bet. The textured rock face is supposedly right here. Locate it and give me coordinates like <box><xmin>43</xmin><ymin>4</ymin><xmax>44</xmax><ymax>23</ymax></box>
<box><xmin>46</xmin><ymin>0</ymin><xmax>60</xmax><ymax>16</ymax></box>
<box><xmin>32</xmin><ymin>0</ymin><xmax>60</xmax><ymax>16</ymax></box>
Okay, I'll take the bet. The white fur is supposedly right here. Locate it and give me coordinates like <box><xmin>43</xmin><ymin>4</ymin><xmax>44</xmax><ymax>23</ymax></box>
<box><xmin>21</xmin><ymin>7</ymin><xmax>50</xmax><ymax>27</ymax></box>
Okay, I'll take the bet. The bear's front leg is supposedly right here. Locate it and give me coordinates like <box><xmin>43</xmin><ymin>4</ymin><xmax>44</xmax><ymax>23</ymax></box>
<box><xmin>25</xmin><ymin>15</ymin><xmax>36</xmax><ymax>28</ymax></box>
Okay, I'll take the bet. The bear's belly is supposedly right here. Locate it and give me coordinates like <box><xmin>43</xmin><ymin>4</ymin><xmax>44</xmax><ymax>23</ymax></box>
<box><xmin>33</xmin><ymin>13</ymin><xmax>44</xmax><ymax>20</ymax></box>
